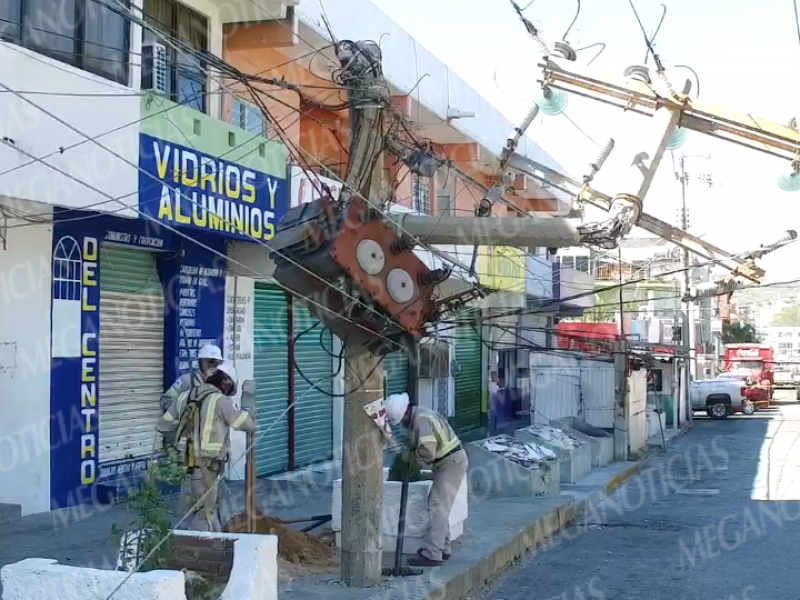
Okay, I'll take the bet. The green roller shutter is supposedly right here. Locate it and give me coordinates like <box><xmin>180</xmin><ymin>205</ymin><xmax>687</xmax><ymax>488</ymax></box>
<box><xmin>292</xmin><ymin>300</ymin><xmax>334</xmax><ymax>468</ymax></box>
<box><xmin>454</xmin><ymin>315</ymin><xmax>482</xmax><ymax>434</ymax></box>
<box><xmin>98</xmin><ymin>245</ymin><xmax>165</xmax><ymax>463</ymax></box>
<box><xmin>384</xmin><ymin>350</ymin><xmax>408</xmax><ymax>396</ymax></box>
<box><xmin>253</xmin><ymin>284</ymin><xmax>289</xmax><ymax>476</ymax></box>
<box><xmin>383</xmin><ymin>350</ymin><xmax>408</xmax><ymax>450</ymax></box>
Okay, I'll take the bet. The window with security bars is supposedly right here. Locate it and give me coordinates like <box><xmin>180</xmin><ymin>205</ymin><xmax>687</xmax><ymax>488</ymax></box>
<box><xmin>144</xmin><ymin>0</ymin><xmax>208</xmax><ymax>113</ymax></box>
<box><xmin>1</xmin><ymin>0</ymin><xmax>130</xmax><ymax>84</ymax></box>
<box><xmin>413</xmin><ymin>175</ymin><xmax>431</xmax><ymax>214</ymax></box>
<box><xmin>230</xmin><ymin>96</ymin><xmax>268</xmax><ymax>137</ymax></box>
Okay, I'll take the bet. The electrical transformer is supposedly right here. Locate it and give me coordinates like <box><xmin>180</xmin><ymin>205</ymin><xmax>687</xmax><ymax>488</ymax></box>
<box><xmin>268</xmin><ymin>195</ymin><xmax>450</xmax><ymax>356</ymax></box>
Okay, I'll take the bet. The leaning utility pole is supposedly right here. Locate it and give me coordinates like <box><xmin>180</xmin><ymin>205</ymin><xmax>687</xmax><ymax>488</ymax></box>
<box><xmin>678</xmin><ymin>156</ymin><xmax>694</xmax><ymax>423</ymax></box>
<box><xmin>339</xmin><ymin>157</ymin><xmax>387</xmax><ymax>587</ymax></box>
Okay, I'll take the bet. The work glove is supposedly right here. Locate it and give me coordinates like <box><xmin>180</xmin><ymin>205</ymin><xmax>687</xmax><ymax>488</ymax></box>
<box><xmin>240</xmin><ymin>379</ymin><xmax>257</xmax><ymax>415</ymax></box>
<box><xmin>161</xmin><ymin>431</ymin><xmax>177</xmax><ymax>449</ymax></box>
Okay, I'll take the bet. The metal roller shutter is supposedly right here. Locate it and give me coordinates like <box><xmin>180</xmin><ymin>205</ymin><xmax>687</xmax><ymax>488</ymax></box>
<box><xmin>384</xmin><ymin>350</ymin><xmax>408</xmax><ymax>396</ymax></box>
<box><xmin>253</xmin><ymin>284</ymin><xmax>290</xmax><ymax>476</ymax></box>
<box><xmin>383</xmin><ymin>350</ymin><xmax>408</xmax><ymax>450</ymax></box>
<box><xmin>292</xmin><ymin>301</ymin><xmax>334</xmax><ymax>468</ymax></box>
<box><xmin>98</xmin><ymin>245</ymin><xmax>165</xmax><ymax>463</ymax></box>
<box><xmin>454</xmin><ymin>314</ymin><xmax>482</xmax><ymax>434</ymax></box>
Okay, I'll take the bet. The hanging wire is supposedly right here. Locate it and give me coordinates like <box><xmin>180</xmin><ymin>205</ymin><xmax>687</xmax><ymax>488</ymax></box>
<box><xmin>562</xmin><ymin>0</ymin><xmax>581</xmax><ymax>41</ymax></box>
<box><xmin>575</xmin><ymin>42</ymin><xmax>606</xmax><ymax>65</ymax></box>
<box><xmin>674</xmin><ymin>64</ymin><xmax>701</xmax><ymax>98</ymax></box>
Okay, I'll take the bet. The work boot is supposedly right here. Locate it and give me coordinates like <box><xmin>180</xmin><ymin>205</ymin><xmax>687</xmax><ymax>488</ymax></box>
<box><xmin>408</xmin><ymin>549</ymin><xmax>442</xmax><ymax>567</ymax></box>
<box><xmin>443</xmin><ymin>553</ymin><xmax>451</xmax><ymax>561</ymax></box>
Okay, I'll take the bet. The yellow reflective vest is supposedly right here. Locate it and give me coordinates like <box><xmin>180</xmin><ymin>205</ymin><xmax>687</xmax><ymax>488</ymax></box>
<box><xmin>157</xmin><ymin>383</ymin><xmax>255</xmax><ymax>461</ymax></box>
<box><xmin>409</xmin><ymin>406</ymin><xmax>461</xmax><ymax>465</ymax></box>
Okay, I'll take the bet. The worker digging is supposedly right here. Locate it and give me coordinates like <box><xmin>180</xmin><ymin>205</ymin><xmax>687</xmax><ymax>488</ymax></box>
<box><xmin>157</xmin><ymin>360</ymin><xmax>256</xmax><ymax>532</ymax></box>
<box><xmin>386</xmin><ymin>392</ymin><xmax>468</xmax><ymax>567</ymax></box>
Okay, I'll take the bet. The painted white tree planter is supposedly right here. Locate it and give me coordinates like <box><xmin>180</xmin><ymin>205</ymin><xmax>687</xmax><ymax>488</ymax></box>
<box><xmin>331</xmin><ymin>467</ymin><xmax>468</xmax><ymax>554</ymax></box>
<box><xmin>0</xmin><ymin>531</ymin><xmax>278</xmax><ymax>600</ymax></box>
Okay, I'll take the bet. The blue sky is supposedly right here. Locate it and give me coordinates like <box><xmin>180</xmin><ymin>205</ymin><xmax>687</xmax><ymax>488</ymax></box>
<box><xmin>370</xmin><ymin>0</ymin><xmax>800</xmax><ymax>281</ymax></box>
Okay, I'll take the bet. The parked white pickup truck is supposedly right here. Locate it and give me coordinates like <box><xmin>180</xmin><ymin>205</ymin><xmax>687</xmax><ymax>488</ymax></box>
<box><xmin>690</xmin><ymin>377</ymin><xmax>753</xmax><ymax>420</ymax></box>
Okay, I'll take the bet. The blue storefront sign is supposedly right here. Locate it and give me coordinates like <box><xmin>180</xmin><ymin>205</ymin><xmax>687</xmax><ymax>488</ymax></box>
<box><xmin>49</xmin><ymin>210</ymin><xmax>226</xmax><ymax>509</ymax></box>
<box><xmin>138</xmin><ymin>134</ymin><xmax>288</xmax><ymax>242</ymax></box>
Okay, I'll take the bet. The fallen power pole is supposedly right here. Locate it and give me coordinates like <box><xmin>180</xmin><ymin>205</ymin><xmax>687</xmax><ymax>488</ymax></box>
<box><xmin>508</xmin><ymin>152</ymin><xmax>774</xmax><ymax>283</ymax></box>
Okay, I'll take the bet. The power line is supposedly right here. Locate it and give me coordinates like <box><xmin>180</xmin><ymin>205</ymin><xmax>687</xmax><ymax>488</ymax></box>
<box><xmin>0</xmin><ymin>86</ymin><xmax>411</xmax><ymax>356</ymax></box>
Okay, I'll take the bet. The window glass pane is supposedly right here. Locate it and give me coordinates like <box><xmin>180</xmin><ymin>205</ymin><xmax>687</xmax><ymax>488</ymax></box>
<box><xmin>144</xmin><ymin>0</ymin><xmax>173</xmax><ymax>33</ymax></box>
<box><xmin>230</xmin><ymin>97</ymin><xmax>244</xmax><ymax>126</ymax></box>
<box><xmin>23</xmin><ymin>0</ymin><xmax>77</xmax><ymax>61</ymax></box>
<box><xmin>177</xmin><ymin>75</ymin><xmax>204</xmax><ymax>111</ymax></box>
<box><xmin>176</xmin><ymin>5</ymin><xmax>206</xmax><ymax>51</ymax></box>
<box><xmin>245</xmin><ymin>104</ymin><xmax>264</xmax><ymax>135</ymax></box>
<box><xmin>0</xmin><ymin>1</ymin><xmax>21</xmax><ymax>41</ymax></box>
<box><xmin>83</xmin><ymin>0</ymin><xmax>128</xmax><ymax>84</ymax></box>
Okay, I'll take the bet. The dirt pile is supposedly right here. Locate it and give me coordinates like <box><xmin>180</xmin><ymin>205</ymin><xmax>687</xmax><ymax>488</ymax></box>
<box><xmin>224</xmin><ymin>511</ymin><xmax>334</xmax><ymax>567</ymax></box>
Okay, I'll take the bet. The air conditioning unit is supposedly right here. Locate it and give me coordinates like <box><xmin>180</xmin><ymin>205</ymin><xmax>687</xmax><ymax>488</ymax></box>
<box><xmin>419</xmin><ymin>341</ymin><xmax>450</xmax><ymax>379</ymax></box>
<box><xmin>141</xmin><ymin>42</ymin><xmax>169</xmax><ymax>95</ymax></box>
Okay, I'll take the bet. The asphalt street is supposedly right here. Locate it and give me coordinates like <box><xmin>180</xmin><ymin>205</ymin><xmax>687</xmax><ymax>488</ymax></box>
<box><xmin>478</xmin><ymin>391</ymin><xmax>800</xmax><ymax>600</ymax></box>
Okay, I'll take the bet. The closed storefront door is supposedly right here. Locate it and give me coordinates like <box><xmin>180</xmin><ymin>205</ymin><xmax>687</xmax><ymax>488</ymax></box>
<box><xmin>454</xmin><ymin>316</ymin><xmax>482</xmax><ymax>434</ymax></box>
<box><xmin>383</xmin><ymin>349</ymin><xmax>408</xmax><ymax>450</ymax></box>
<box><xmin>253</xmin><ymin>283</ymin><xmax>290</xmax><ymax>476</ymax></box>
<box><xmin>292</xmin><ymin>300</ymin><xmax>334</xmax><ymax>468</ymax></box>
<box><xmin>98</xmin><ymin>245</ymin><xmax>165</xmax><ymax>463</ymax></box>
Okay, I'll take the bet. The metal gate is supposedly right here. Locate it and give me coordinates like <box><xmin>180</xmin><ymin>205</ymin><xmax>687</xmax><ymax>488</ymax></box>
<box><xmin>529</xmin><ymin>353</ymin><xmax>615</xmax><ymax>428</ymax></box>
<box><xmin>98</xmin><ymin>245</ymin><xmax>164</xmax><ymax>463</ymax></box>
<box><xmin>292</xmin><ymin>300</ymin><xmax>334</xmax><ymax>468</ymax></box>
<box><xmin>530</xmin><ymin>351</ymin><xmax>580</xmax><ymax>425</ymax></box>
<box><xmin>627</xmin><ymin>370</ymin><xmax>648</xmax><ymax>454</ymax></box>
<box><xmin>454</xmin><ymin>316</ymin><xmax>482</xmax><ymax>433</ymax></box>
<box><xmin>579</xmin><ymin>359</ymin><xmax>616</xmax><ymax>428</ymax></box>
<box><xmin>253</xmin><ymin>284</ymin><xmax>289</xmax><ymax>476</ymax></box>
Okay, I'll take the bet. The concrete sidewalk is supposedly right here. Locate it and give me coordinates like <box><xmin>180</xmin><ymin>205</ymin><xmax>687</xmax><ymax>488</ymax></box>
<box><xmin>0</xmin><ymin>429</ymin><xmax>691</xmax><ymax>600</ymax></box>
<box><xmin>280</xmin><ymin>461</ymin><xmax>644</xmax><ymax>600</ymax></box>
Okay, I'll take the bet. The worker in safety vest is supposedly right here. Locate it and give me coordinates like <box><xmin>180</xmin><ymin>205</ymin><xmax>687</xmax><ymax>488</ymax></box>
<box><xmin>160</xmin><ymin>344</ymin><xmax>224</xmax><ymax>412</ymax></box>
<box><xmin>157</xmin><ymin>361</ymin><xmax>256</xmax><ymax>531</ymax></box>
<box><xmin>386</xmin><ymin>392</ymin><xmax>467</xmax><ymax>567</ymax></box>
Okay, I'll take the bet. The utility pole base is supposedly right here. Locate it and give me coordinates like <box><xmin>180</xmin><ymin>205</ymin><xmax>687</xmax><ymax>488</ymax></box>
<box><xmin>340</xmin><ymin>350</ymin><xmax>384</xmax><ymax>587</ymax></box>
<box><xmin>382</xmin><ymin>566</ymin><xmax>423</xmax><ymax>577</ymax></box>
<box><xmin>341</xmin><ymin>550</ymin><xmax>383</xmax><ymax>586</ymax></box>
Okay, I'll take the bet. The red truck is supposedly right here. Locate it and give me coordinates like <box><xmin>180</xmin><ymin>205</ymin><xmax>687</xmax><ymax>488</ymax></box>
<box><xmin>721</xmin><ymin>344</ymin><xmax>775</xmax><ymax>407</ymax></box>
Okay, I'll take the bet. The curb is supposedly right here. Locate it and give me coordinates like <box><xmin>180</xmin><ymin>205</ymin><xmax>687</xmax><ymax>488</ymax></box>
<box><xmin>419</xmin><ymin>462</ymin><xmax>652</xmax><ymax>600</ymax></box>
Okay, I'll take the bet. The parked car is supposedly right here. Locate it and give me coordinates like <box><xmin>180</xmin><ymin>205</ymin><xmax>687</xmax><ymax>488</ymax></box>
<box><xmin>774</xmin><ymin>370</ymin><xmax>796</xmax><ymax>389</ymax></box>
<box><xmin>690</xmin><ymin>377</ymin><xmax>753</xmax><ymax>420</ymax></box>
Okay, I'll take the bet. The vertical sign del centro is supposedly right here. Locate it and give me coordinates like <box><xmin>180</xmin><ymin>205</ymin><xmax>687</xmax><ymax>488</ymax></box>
<box><xmin>80</xmin><ymin>237</ymin><xmax>99</xmax><ymax>486</ymax></box>
<box><xmin>50</xmin><ymin>231</ymin><xmax>100</xmax><ymax>508</ymax></box>
<box><xmin>138</xmin><ymin>134</ymin><xmax>286</xmax><ymax>242</ymax></box>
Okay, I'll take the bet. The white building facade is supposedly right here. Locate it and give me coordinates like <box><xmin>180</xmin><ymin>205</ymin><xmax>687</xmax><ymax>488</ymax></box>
<box><xmin>0</xmin><ymin>0</ymin><xmax>570</xmax><ymax>516</ymax></box>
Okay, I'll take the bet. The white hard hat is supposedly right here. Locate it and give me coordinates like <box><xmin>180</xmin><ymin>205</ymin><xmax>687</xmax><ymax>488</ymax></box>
<box><xmin>214</xmin><ymin>362</ymin><xmax>238</xmax><ymax>384</ymax></box>
<box><xmin>198</xmin><ymin>344</ymin><xmax>223</xmax><ymax>361</ymax></box>
<box><xmin>386</xmin><ymin>393</ymin><xmax>410</xmax><ymax>427</ymax></box>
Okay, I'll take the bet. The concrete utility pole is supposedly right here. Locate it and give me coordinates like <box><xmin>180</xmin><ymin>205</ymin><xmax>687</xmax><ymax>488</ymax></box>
<box><xmin>393</xmin><ymin>213</ymin><xmax>584</xmax><ymax>247</ymax></box>
<box><xmin>678</xmin><ymin>156</ymin><xmax>694</xmax><ymax>420</ymax></box>
<box><xmin>341</xmin><ymin>345</ymin><xmax>384</xmax><ymax>585</ymax></box>
<box><xmin>339</xmin><ymin>156</ymin><xmax>387</xmax><ymax>587</ymax></box>
<box><xmin>613</xmin><ymin>339</ymin><xmax>629</xmax><ymax>460</ymax></box>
